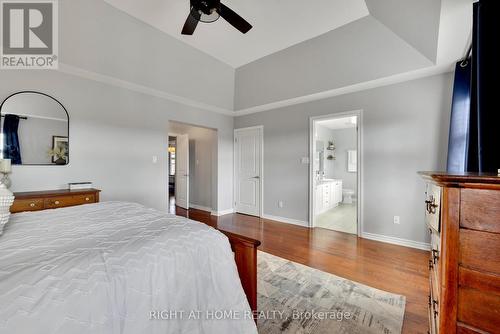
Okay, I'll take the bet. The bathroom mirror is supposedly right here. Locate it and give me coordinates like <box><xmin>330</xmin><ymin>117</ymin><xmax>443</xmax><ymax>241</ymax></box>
<box><xmin>0</xmin><ymin>91</ymin><xmax>69</xmax><ymax>165</ymax></box>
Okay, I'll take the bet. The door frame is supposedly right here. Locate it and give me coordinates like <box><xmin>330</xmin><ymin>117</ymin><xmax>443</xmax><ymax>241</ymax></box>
<box><xmin>233</xmin><ymin>125</ymin><xmax>264</xmax><ymax>218</ymax></box>
<box><xmin>308</xmin><ymin>110</ymin><xmax>363</xmax><ymax>237</ymax></box>
<box><xmin>174</xmin><ymin>133</ymin><xmax>190</xmax><ymax>210</ymax></box>
<box><xmin>167</xmin><ymin>132</ymin><xmax>180</xmax><ymax>204</ymax></box>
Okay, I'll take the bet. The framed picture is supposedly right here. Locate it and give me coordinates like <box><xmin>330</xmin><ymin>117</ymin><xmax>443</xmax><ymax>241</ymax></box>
<box><xmin>52</xmin><ymin>136</ymin><xmax>69</xmax><ymax>164</ymax></box>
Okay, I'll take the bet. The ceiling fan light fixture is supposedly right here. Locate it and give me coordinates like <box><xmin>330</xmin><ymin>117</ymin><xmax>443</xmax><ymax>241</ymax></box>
<box><xmin>192</xmin><ymin>7</ymin><xmax>220</xmax><ymax>23</ymax></box>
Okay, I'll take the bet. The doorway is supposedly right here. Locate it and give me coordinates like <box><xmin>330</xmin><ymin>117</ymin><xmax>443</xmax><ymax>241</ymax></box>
<box><xmin>168</xmin><ymin>121</ymin><xmax>217</xmax><ymax>214</ymax></box>
<box><xmin>168</xmin><ymin>136</ymin><xmax>177</xmax><ymax>212</ymax></box>
<box><xmin>309</xmin><ymin>111</ymin><xmax>362</xmax><ymax>235</ymax></box>
<box><xmin>234</xmin><ymin>126</ymin><xmax>263</xmax><ymax>217</ymax></box>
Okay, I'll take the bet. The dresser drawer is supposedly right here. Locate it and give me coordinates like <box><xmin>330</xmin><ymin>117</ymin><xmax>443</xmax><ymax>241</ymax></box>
<box><xmin>11</xmin><ymin>198</ymin><xmax>44</xmax><ymax>213</ymax></box>
<box><xmin>460</xmin><ymin>229</ymin><xmax>500</xmax><ymax>276</ymax></box>
<box><xmin>44</xmin><ymin>194</ymin><xmax>95</xmax><ymax>209</ymax></box>
<box><xmin>425</xmin><ymin>184</ymin><xmax>441</xmax><ymax>233</ymax></box>
<box><xmin>461</xmin><ymin>188</ymin><xmax>500</xmax><ymax>233</ymax></box>
<box><xmin>458</xmin><ymin>286</ymin><xmax>500</xmax><ymax>333</ymax></box>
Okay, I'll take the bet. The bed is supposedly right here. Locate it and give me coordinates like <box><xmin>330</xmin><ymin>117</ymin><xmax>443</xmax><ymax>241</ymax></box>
<box><xmin>0</xmin><ymin>201</ymin><xmax>259</xmax><ymax>334</ymax></box>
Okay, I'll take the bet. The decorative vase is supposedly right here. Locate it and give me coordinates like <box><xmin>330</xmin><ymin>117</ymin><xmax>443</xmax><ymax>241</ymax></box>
<box><xmin>0</xmin><ymin>174</ymin><xmax>11</xmax><ymax>189</ymax></box>
<box><xmin>0</xmin><ymin>183</ymin><xmax>15</xmax><ymax>235</ymax></box>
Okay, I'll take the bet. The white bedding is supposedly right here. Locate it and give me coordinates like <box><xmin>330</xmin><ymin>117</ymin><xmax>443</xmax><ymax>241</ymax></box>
<box><xmin>0</xmin><ymin>202</ymin><xmax>257</xmax><ymax>334</ymax></box>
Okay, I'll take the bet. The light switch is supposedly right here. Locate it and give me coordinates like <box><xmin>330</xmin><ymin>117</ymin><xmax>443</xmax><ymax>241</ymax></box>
<box><xmin>152</xmin><ymin>156</ymin><xmax>158</xmax><ymax>164</ymax></box>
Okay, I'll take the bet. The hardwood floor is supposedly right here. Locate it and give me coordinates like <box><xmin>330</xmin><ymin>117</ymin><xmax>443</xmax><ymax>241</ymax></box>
<box><xmin>173</xmin><ymin>203</ymin><xmax>430</xmax><ymax>334</ymax></box>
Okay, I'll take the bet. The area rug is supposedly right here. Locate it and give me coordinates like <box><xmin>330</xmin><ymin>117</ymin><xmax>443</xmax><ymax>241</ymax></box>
<box><xmin>257</xmin><ymin>251</ymin><xmax>406</xmax><ymax>334</ymax></box>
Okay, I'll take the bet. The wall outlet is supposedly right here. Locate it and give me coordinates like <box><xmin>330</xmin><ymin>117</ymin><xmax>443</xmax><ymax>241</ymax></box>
<box><xmin>393</xmin><ymin>216</ymin><xmax>400</xmax><ymax>224</ymax></box>
<box><xmin>278</xmin><ymin>200</ymin><xmax>284</xmax><ymax>208</ymax></box>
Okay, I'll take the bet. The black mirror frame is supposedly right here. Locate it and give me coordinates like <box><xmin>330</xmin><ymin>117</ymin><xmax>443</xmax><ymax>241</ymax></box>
<box><xmin>0</xmin><ymin>91</ymin><xmax>70</xmax><ymax>166</ymax></box>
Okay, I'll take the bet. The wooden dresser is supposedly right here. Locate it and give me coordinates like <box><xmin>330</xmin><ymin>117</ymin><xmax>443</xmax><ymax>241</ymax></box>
<box><xmin>11</xmin><ymin>189</ymin><xmax>101</xmax><ymax>213</ymax></box>
<box><xmin>419</xmin><ymin>172</ymin><xmax>500</xmax><ymax>334</ymax></box>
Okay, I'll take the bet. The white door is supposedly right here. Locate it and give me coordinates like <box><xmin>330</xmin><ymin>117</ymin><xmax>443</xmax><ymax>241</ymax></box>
<box><xmin>175</xmin><ymin>134</ymin><xmax>189</xmax><ymax>209</ymax></box>
<box><xmin>234</xmin><ymin>127</ymin><xmax>262</xmax><ymax>216</ymax></box>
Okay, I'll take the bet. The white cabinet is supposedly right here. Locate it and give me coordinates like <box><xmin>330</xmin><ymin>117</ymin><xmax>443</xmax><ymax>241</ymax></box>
<box><xmin>315</xmin><ymin>180</ymin><xmax>343</xmax><ymax>215</ymax></box>
<box><xmin>315</xmin><ymin>186</ymin><xmax>323</xmax><ymax>214</ymax></box>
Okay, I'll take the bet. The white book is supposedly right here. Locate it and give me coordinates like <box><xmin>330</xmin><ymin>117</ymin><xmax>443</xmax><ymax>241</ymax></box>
<box><xmin>68</xmin><ymin>182</ymin><xmax>93</xmax><ymax>190</ymax></box>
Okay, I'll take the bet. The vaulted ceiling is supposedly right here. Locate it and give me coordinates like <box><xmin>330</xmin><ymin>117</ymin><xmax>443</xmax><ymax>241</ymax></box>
<box><xmin>100</xmin><ymin>0</ymin><xmax>473</xmax><ymax>112</ymax></box>
<box><xmin>104</xmin><ymin>0</ymin><xmax>472</xmax><ymax>68</ymax></box>
<box><xmin>104</xmin><ymin>0</ymin><xmax>370</xmax><ymax>67</ymax></box>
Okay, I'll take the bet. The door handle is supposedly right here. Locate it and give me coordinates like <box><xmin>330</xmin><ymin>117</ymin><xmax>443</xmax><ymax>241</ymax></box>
<box><xmin>251</xmin><ymin>176</ymin><xmax>260</xmax><ymax>179</ymax></box>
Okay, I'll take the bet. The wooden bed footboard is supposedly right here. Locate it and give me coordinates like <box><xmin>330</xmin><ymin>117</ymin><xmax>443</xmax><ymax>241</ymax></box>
<box><xmin>220</xmin><ymin>230</ymin><xmax>261</xmax><ymax>313</ymax></box>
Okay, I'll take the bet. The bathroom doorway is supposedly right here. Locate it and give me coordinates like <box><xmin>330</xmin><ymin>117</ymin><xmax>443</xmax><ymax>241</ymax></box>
<box><xmin>309</xmin><ymin>111</ymin><xmax>362</xmax><ymax>235</ymax></box>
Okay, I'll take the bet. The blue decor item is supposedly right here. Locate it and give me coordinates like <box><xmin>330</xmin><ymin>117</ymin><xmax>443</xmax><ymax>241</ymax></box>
<box><xmin>2</xmin><ymin>114</ymin><xmax>22</xmax><ymax>165</ymax></box>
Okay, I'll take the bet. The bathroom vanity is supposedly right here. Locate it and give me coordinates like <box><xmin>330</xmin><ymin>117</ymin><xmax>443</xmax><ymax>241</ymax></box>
<box><xmin>315</xmin><ymin>179</ymin><xmax>342</xmax><ymax>215</ymax></box>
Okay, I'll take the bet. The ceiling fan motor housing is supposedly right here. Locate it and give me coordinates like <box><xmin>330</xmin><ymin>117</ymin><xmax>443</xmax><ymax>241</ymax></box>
<box><xmin>191</xmin><ymin>0</ymin><xmax>220</xmax><ymax>22</ymax></box>
<box><xmin>182</xmin><ymin>0</ymin><xmax>252</xmax><ymax>35</ymax></box>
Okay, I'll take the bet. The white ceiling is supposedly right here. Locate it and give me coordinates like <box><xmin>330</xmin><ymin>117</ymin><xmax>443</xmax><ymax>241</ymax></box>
<box><xmin>103</xmin><ymin>0</ymin><xmax>369</xmax><ymax>68</ymax></box>
<box><xmin>317</xmin><ymin>116</ymin><xmax>357</xmax><ymax>130</ymax></box>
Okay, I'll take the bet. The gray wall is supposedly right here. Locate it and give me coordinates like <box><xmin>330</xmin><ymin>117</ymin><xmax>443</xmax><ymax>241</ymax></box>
<box><xmin>235</xmin><ymin>73</ymin><xmax>453</xmax><ymax>244</ymax></box>
<box><xmin>1</xmin><ymin>70</ymin><xmax>234</xmax><ymax>213</ymax></box>
<box><xmin>330</xmin><ymin>127</ymin><xmax>357</xmax><ymax>197</ymax></box>
<box><xmin>189</xmin><ymin>128</ymin><xmax>217</xmax><ymax>210</ymax></box>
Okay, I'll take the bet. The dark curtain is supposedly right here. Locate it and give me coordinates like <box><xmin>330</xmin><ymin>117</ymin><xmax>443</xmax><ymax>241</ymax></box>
<box><xmin>468</xmin><ymin>0</ymin><xmax>500</xmax><ymax>173</ymax></box>
<box><xmin>2</xmin><ymin>114</ymin><xmax>22</xmax><ymax>164</ymax></box>
<box><xmin>447</xmin><ymin>0</ymin><xmax>500</xmax><ymax>173</ymax></box>
<box><xmin>447</xmin><ymin>60</ymin><xmax>471</xmax><ymax>173</ymax></box>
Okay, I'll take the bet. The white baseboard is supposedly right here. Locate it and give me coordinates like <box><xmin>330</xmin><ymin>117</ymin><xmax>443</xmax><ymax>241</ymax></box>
<box><xmin>361</xmin><ymin>232</ymin><xmax>430</xmax><ymax>251</ymax></box>
<box><xmin>262</xmin><ymin>214</ymin><xmax>309</xmax><ymax>227</ymax></box>
<box><xmin>211</xmin><ymin>208</ymin><xmax>235</xmax><ymax>216</ymax></box>
<box><xmin>188</xmin><ymin>203</ymin><xmax>212</xmax><ymax>212</ymax></box>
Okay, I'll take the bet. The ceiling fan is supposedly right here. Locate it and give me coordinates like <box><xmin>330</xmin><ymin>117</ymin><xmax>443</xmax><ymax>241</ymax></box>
<box><xmin>181</xmin><ymin>0</ymin><xmax>252</xmax><ymax>35</ymax></box>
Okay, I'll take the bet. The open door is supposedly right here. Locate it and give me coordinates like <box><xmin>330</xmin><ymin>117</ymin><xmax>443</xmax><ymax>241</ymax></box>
<box><xmin>175</xmin><ymin>134</ymin><xmax>189</xmax><ymax>209</ymax></box>
<box><xmin>234</xmin><ymin>127</ymin><xmax>262</xmax><ymax>217</ymax></box>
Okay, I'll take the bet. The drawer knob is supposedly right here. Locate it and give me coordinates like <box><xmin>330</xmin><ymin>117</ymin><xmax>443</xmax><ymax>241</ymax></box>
<box><xmin>30</xmin><ymin>203</ymin><xmax>36</xmax><ymax>207</ymax></box>
<box><xmin>54</xmin><ymin>201</ymin><xmax>60</xmax><ymax>205</ymax></box>
<box><xmin>85</xmin><ymin>197</ymin><xmax>90</xmax><ymax>201</ymax></box>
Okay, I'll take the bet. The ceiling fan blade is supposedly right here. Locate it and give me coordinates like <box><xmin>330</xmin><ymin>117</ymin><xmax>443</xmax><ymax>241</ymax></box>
<box><xmin>218</xmin><ymin>3</ymin><xmax>252</xmax><ymax>34</ymax></box>
<box><xmin>181</xmin><ymin>10</ymin><xmax>200</xmax><ymax>35</ymax></box>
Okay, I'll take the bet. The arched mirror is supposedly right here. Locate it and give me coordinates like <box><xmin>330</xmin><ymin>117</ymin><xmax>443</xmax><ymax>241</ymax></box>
<box><xmin>0</xmin><ymin>91</ymin><xmax>69</xmax><ymax>165</ymax></box>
